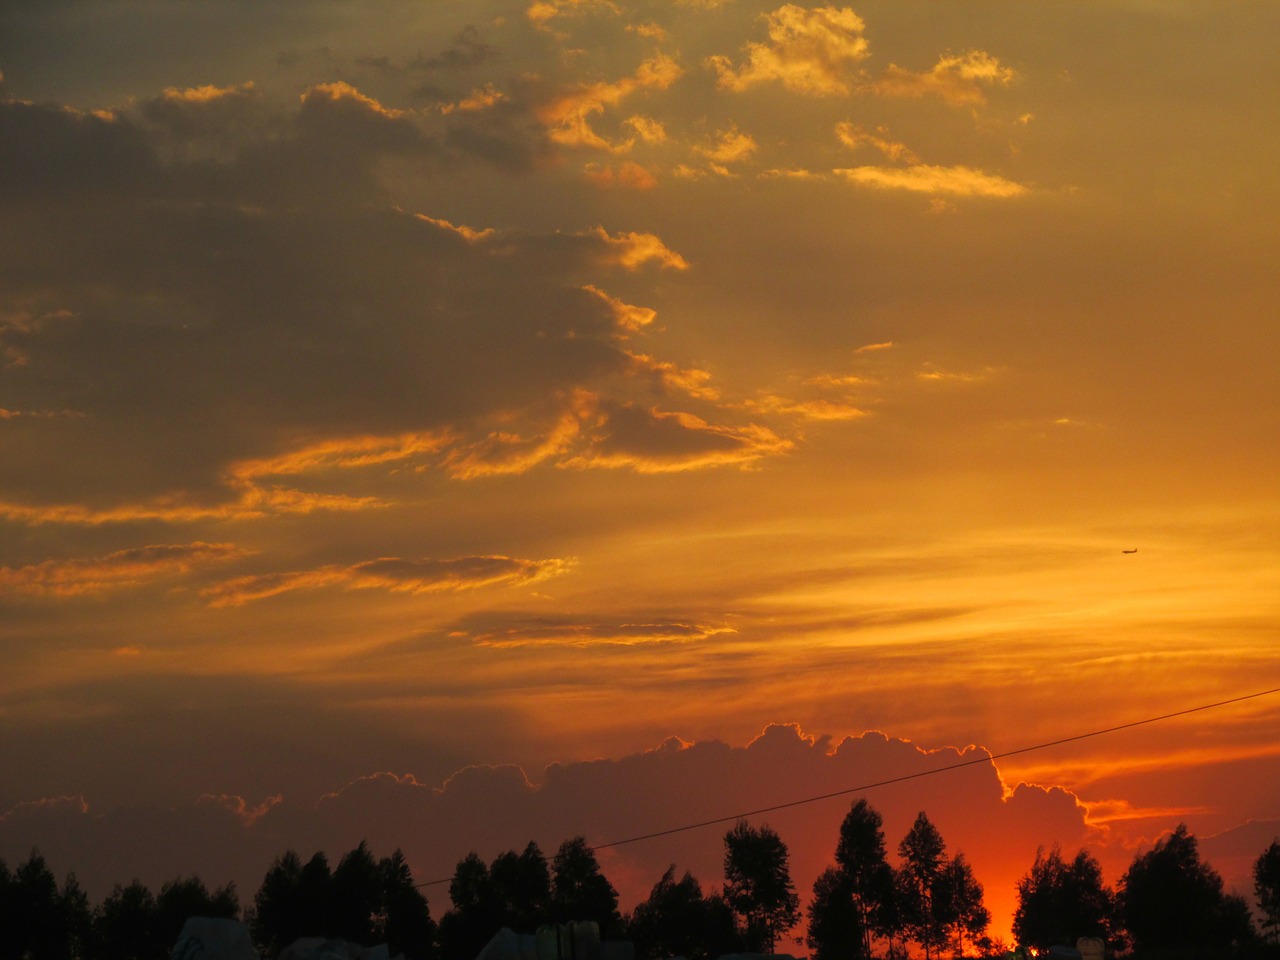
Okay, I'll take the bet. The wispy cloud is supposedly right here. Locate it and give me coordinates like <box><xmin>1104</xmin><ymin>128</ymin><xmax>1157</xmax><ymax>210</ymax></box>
<box><xmin>459</xmin><ymin>613</ymin><xmax>737</xmax><ymax>647</ymax></box>
<box><xmin>202</xmin><ymin>555</ymin><xmax>575</xmax><ymax>607</ymax></box>
<box><xmin>0</xmin><ymin>542</ymin><xmax>247</xmax><ymax>597</ymax></box>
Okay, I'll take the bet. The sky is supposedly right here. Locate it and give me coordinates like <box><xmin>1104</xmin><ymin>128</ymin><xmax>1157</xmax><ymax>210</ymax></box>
<box><xmin>1</xmin><ymin>0</ymin><xmax>1278</xmax><ymax>947</ymax></box>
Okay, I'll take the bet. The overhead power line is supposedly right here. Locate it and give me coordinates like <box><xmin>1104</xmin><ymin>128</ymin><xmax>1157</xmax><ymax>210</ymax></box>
<box><xmin>415</xmin><ymin>684</ymin><xmax>1280</xmax><ymax>887</ymax></box>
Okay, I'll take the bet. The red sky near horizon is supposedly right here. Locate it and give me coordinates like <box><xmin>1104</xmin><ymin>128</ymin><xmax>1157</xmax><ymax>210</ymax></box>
<box><xmin>1</xmin><ymin>0</ymin><xmax>1278</xmax><ymax>948</ymax></box>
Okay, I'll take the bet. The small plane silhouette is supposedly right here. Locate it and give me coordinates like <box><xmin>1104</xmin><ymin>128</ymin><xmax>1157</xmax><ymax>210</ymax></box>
<box><xmin>1122</xmin><ymin>548</ymin><xmax>1138</xmax><ymax>554</ymax></box>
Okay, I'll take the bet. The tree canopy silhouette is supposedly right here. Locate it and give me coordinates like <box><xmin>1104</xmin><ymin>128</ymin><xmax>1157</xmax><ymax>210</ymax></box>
<box><xmin>626</xmin><ymin>865</ymin><xmax>741</xmax><ymax>960</ymax></box>
<box><xmin>1119</xmin><ymin>823</ymin><xmax>1254</xmax><ymax>957</ymax></box>
<box><xmin>1013</xmin><ymin>845</ymin><xmax>1113</xmax><ymax>953</ymax></box>
<box><xmin>1256</xmin><ymin>839</ymin><xmax>1280</xmax><ymax>945</ymax></box>
<box><xmin>550</xmin><ymin>837</ymin><xmax>622</xmax><ymax>936</ymax></box>
<box><xmin>722</xmin><ymin>820</ymin><xmax>800</xmax><ymax>954</ymax></box>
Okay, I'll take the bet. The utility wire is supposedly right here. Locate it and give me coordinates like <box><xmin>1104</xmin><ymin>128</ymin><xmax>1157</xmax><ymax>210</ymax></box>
<box><xmin>415</xmin><ymin>684</ymin><xmax>1280</xmax><ymax>887</ymax></box>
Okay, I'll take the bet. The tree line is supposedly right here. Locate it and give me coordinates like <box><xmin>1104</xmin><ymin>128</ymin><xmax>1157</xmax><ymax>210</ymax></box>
<box><xmin>3</xmin><ymin>803</ymin><xmax>1279</xmax><ymax>960</ymax></box>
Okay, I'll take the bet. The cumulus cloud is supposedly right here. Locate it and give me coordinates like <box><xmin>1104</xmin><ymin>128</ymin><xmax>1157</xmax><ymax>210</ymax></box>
<box><xmin>695</xmin><ymin>124</ymin><xmax>759</xmax><ymax>175</ymax></box>
<box><xmin>0</xmin><ymin>83</ymin><xmax>752</xmax><ymax>526</ymax></box>
<box><xmin>708</xmin><ymin>5</ymin><xmax>870</xmax><ymax>96</ymax></box>
<box><xmin>538</xmin><ymin>54</ymin><xmax>683</xmax><ymax>152</ymax></box>
<box><xmin>871</xmin><ymin>50</ymin><xmax>1016</xmax><ymax>106</ymax></box>
<box><xmin>0</xmin><ymin>725</ymin><xmax>1096</xmax><ymax>936</ymax></box>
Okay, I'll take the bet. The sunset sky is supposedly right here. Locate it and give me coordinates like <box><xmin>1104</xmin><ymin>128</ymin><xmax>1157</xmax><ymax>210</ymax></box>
<box><xmin>2</xmin><ymin>0</ymin><xmax>1278</xmax><ymax>947</ymax></box>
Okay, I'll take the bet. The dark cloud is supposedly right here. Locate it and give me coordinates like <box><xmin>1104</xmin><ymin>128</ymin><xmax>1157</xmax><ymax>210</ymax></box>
<box><xmin>0</xmin><ymin>82</ymin><xmax>773</xmax><ymax>512</ymax></box>
<box><xmin>0</xmin><ymin>723</ymin><xmax>1094</xmax><ymax>939</ymax></box>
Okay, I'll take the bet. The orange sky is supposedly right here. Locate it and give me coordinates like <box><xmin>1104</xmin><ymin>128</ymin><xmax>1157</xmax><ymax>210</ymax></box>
<box><xmin>1</xmin><ymin>0</ymin><xmax>1278</xmax><ymax>948</ymax></box>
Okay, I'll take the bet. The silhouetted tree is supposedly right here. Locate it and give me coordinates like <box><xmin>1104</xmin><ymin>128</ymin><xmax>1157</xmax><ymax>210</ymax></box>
<box><xmin>550</xmin><ymin>837</ymin><xmax>622</xmax><ymax>936</ymax></box>
<box><xmin>833</xmin><ymin>799</ymin><xmax>895</xmax><ymax>958</ymax></box>
<box><xmin>806</xmin><ymin>867</ymin><xmax>862</xmax><ymax>960</ymax></box>
<box><xmin>378</xmin><ymin>850</ymin><xmax>436</xmax><ymax>960</ymax></box>
<box><xmin>154</xmin><ymin>876</ymin><xmax>239</xmax><ymax>952</ymax></box>
<box><xmin>936</xmin><ymin>853</ymin><xmax>989</xmax><ymax>956</ymax></box>
<box><xmin>1257</xmin><ymin>839</ymin><xmax>1280</xmax><ymax>944</ymax></box>
<box><xmin>438</xmin><ymin>853</ymin><xmax>500</xmax><ymax>960</ymax></box>
<box><xmin>252</xmin><ymin>850</ymin><xmax>334</xmax><ymax>953</ymax></box>
<box><xmin>1119</xmin><ymin>823</ymin><xmax>1255</xmax><ymax>957</ymax></box>
<box><xmin>722</xmin><ymin>821</ymin><xmax>800</xmax><ymax>954</ymax></box>
<box><xmin>97</xmin><ymin>881</ymin><xmax>162</xmax><ymax>960</ymax></box>
<box><xmin>894</xmin><ymin>813</ymin><xmax>988</xmax><ymax>959</ymax></box>
<box><xmin>1013</xmin><ymin>846</ymin><xmax>1114</xmax><ymax>953</ymax></box>
<box><xmin>896</xmin><ymin>813</ymin><xmax>947</xmax><ymax>960</ymax></box>
<box><xmin>0</xmin><ymin>853</ymin><xmax>94</xmax><ymax>960</ymax></box>
<box><xmin>332</xmin><ymin>842</ymin><xmax>382</xmax><ymax>945</ymax></box>
<box><xmin>627</xmin><ymin>865</ymin><xmax>741</xmax><ymax>960</ymax></box>
<box><xmin>490</xmin><ymin>842</ymin><xmax>550</xmax><ymax>931</ymax></box>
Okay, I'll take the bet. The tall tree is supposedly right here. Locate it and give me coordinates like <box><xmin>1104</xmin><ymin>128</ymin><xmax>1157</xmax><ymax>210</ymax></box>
<box><xmin>722</xmin><ymin>821</ymin><xmax>800</xmax><ymax>954</ymax></box>
<box><xmin>490</xmin><ymin>842</ymin><xmax>550</xmax><ymax>931</ymax></box>
<box><xmin>332</xmin><ymin>842</ymin><xmax>382</xmax><ymax>945</ymax></box>
<box><xmin>298</xmin><ymin>852</ymin><xmax>335</xmax><ymax>938</ymax></box>
<box><xmin>833</xmin><ymin>799</ymin><xmax>895</xmax><ymax>958</ymax></box>
<box><xmin>896</xmin><ymin>813</ymin><xmax>947</xmax><ymax>960</ymax></box>
<box><xmin>806</xmin><ymin>867</ymin><xmax>862</xmax><ymax>960</ymax></box>
<box><xmin>936</xmin><ymin>853</ymin><xmax>989</xmax><ymax>957</ymax></box>
<box><xmin>1256</xmin><ymin>839</ymin><xmax>1280</xmax><ymax>944</ymax></box>
<box><xmin>438</xmin><ymin>853</ymin><xmax>499</xmax><ymax>960</ymax></box>
<box><xmin>252</xmin><ymin>850</ymin><xmax>305</xmax><ymax>955</ymax></box>
<box><xmin>1013</xmin><ymin>846</ymin><xmax>1113</xmax><ymax>953</ymax></box>
<box><xmin>379</xmin><ymin>849</ymin><xmax>436</xmax><ymax>960</ymax></box>
<box><xmin>1119</xmin><ymin>823</ymin><xmax>1255</xmax><ymax>955</ymax></box>
<box><xmin>550</xmin><ymin>837</ymin><xmax>622</xmax><ymax>936</ymax></box>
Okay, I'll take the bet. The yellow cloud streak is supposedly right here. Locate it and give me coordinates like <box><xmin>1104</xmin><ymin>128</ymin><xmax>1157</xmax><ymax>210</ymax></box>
<box><xmin>202</xmin><ymin>555</ymin><xmax>575</xmax><ymax>607</ymax></box>
<box><xmin>834</xmin><ymin>164</ymin><xmax>1027</xmax><ymax>197</ymax></box>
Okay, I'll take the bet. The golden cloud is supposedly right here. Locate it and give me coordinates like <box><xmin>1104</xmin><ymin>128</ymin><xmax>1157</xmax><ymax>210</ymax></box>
<box><xmin>708</xmin><ymin>5</ymin><xmax>870</xmax><ymax>96</ymax></box>
<box><xmin>871</xmin><ymin>50</ymin><xmax>1016</xmax><ymax>106</ymax></box>
<box><xmin>159</xmin><ymin>82</ymin><xmax>256</xmax><ymax>104</ymax></box>
<box><xmin>469</xmin><ymin>616</ymin><xmax>737</xmax><ymax>647</ymax></box>
<box><xmin>834</xmin><ymin>164</ymin><xmax>1027</xmax><ymax>197</ymax></box>
<box><xmin>564</xmin><ymin>401</ymin><xmax>793</xmax><ymax>473</ymax></box>
<box><xmin>202</xmin><ymin>555</ymin><xmax>575</xmax><ymax>607</ymax></box>
<box><xmin>438</xmin><ymin>84</ymin><xmax>507</xmax><ymax>115</ymax></box>
<box><xmin>583</xmin><ymin>161</ymin><xmax>659</xmax><ymax>190</ymax></box>
<box><xmin>746</xmin><ymin>393</ymin><xmax>869</xmax><ymax>421</ymax></box>
<box><xmin>625</xmin><ymin>351</ymin><xmax>721</xmax><ymax>401</ymax></box>
<box><xmin>444</xmin><ymin>412</ymin><xmax>582</xmax><ymax>479</ymax></box>
<box><xmin>300</xmin><ymin>81</ymin><xmax>407</xmax><ymax>120</ymax></box>
<box><xmin>539</xmin><ymin>54</ymin><xmax>683</xmax><ymax>152</ymax></box>
<box><xmin>582</xmin><ymin>285</ymin><xmax>658</xmax><ymax>332</ymax></box>
<box><xmin>589</xmin><ymin>227</ymin><xmax>690</xmax><ymax>270</ymax></box>
<box><xmin>835</xmin><ymin>122</ymin><xmax>920</xmax><ymax>164</ymax></box>
<box><xmin>414</xmin><ymin>214</ymin><xmax>496</xmax><ymax>244</ymax></box>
